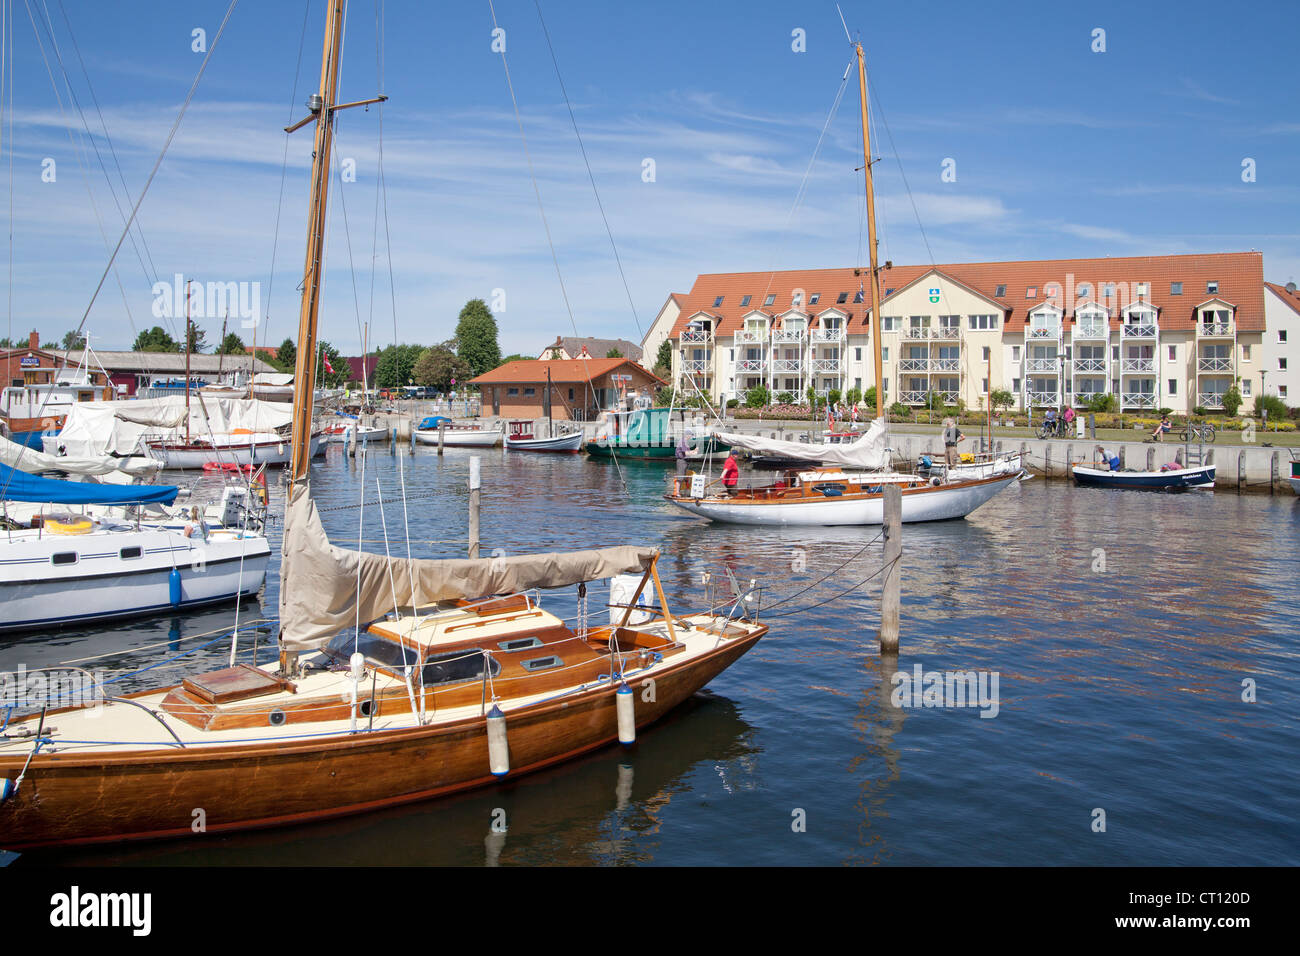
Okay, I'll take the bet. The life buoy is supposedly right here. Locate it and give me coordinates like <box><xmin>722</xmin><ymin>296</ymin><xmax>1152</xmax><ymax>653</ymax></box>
<box><xmin>45</xmin><ymin>515</ymin><xmax>94</xmax><ymax>535</ymax></box>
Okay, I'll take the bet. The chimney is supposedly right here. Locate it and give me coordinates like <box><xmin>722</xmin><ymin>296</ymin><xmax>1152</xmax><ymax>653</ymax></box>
<box><xmin>28</xmin><ymin>330</ymin><xmax>39</xmax><ymax>351</ymax></box>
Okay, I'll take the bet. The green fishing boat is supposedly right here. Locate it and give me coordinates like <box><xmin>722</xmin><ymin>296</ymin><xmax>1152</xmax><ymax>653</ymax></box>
<box><xmin>584</xmin><ymin>405</ymin><xmax>728</xmax><ymax>461</ymax></box>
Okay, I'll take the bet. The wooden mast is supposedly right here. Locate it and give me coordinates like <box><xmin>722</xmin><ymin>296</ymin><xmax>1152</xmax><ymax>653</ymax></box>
<box><xmin>184</xmin><ymin>277</ymin><xmax>192</xmax><ymax>444</ymax></box>
<box><xmin>856</xmin><ymin>43</ymin><xmax>884</xmax><ymax>421</ymax></box>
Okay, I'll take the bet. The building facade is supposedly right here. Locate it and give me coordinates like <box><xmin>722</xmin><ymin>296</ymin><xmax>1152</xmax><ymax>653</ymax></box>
<box><xmin>470</xmin><ymin>358</ymin><xmax>665</xmax><ymax>421</ymax></box>
<box><xmin>648</xmin><ymin>252</ymin><xmax>1281</xmax><ymax>415</ymax></box>
<box><xmin>1262</xmin><ymin>282</ymin><xmax>1300</xmax><ymax>407</ymax></box>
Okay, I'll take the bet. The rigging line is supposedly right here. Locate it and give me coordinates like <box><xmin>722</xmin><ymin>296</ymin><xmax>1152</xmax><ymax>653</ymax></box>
<box><xmin>762</xmin><ymin>553</ymin><xmax>899</xmax><ymax>619</ymax></box>
<box><xmin>364</xmin><ymin>0</ymin><xmax>382</xmax><ymax>352</ymax></box>
<box><xmin>49</xmin><ymin>0</ymin><xmax>161</xmax><ymax>287</ymax></box>
<box><xmin>261</xmin><ymin>0</ymin><xmax>313</xmax><ymax>360</ymax></box>
<box><xmin>532</xmin><ymin>0</ymin><xmax>642</xmax><ymax>339</ymax></box>
<box><xmin>758</xmin><ymin>527</ymin><xmax>884</xmax><ymax>610</ymax></box>
<box><xmin>4</xmin><ymin>0</ymin><xmax>12</xmax><ymax>348</ymax></box>
<box><xmin>329</xmin><ymin>133</ymin><xmax>368</xmax><ymax>362</ymax></box>
<box><xmin>353</xmin><ymin>441</ymin><xmax>367</xmax><ymax>654</ymax></box>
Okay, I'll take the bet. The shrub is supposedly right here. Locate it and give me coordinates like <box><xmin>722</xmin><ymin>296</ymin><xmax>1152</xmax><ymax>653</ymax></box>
<box><xmin>845</xmin><ymin>387</ymin><xmax>862</xmax><ymax>406</ymax></box>
<box><xmin>862</xmin><ymin>386</ymin><xmax>877</xmax><ymax>410</ymax></box>
<box><xmin>827</xmin><ymin>388</ymin><xmax>843</xmax><ymax>407</ymax></box>
<box><xmin>889</xmin><ymin>401</ymin><xmax>911</xmax><ymax>419</ymax></box>
<box><xmin>1222</xmin><ymin>386</ymin><xmax>1242</xmax><ymax>417</ymax></box>
<box><xmin>990</xmin><ymin>388</ymin><xmax>1014</xmax><ymax>412</ymax></box>
<box><xmin>1257</xmin><ymin>393</ymin><xmax>1289</xmax><ymax>422</ymax></box>
<box><xmin>776</xmin><ymin>391</ymin><xmax>795</xmax><ymax>405</ymax></box>
<box><xmin>1192</xmin><ymin>405</ymin><xmax>1207</xmax><ymax>417</ymax></box>
<box><xmin>1086</xmin><ymin>393</ymin><xmax>1118</xmax><ymax>413</ymax></box>
<box><xmin>745</xmin><ymin>385</ymin><xmax>771</xmax><ymax>408</ymax></box>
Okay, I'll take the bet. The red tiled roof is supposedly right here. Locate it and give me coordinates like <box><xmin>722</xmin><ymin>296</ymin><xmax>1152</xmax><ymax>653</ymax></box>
<box><xmin>1265</xmin><ymin>281</ymin><xmax>1300</xmax><ymax>318</ymax></box>
<box><xmin>469</xmin><ymin>358</ymin><xmax>665</xmax><ymax>386</ymax></box>
<box><xmin>669</xmin><ymin>252</ymin><xmax>1267</xmax><ymax>336</ymax></box>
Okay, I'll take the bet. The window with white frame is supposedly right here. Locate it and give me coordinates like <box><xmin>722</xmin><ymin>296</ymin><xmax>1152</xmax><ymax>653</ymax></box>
<box><xmin>1011</xmin><ymin>345</ymin><xmax>1021</xmax><ymax>361</ymax></box>
<box><xmin>1242</xmin><ymin>379</ymin><xmax>1252</xmax><ymax>395</ymax></box>
<box><xmin>881</xmin><ymin>316</ymin><xmax>900</xmax><ymax>332</ymax></box>
<box><xmin>967</xmin><ymin>314</ymin><xmax>998</xmax><ymax>330</ymax></box>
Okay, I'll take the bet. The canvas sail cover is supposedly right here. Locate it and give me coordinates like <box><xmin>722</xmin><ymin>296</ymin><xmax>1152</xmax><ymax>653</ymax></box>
<box><xmin>0</xmin><ymin>433</ymin><xmax>160</xmax><ymax>477</ymax></box>
<box><xmin>49</xmin><ymin>396</ymin><xmax>294</xmax><ymax>457</ymax></box>
<box><xmin>0</xmin><ymin>461</ymin><xmax>178</xmax><ymax>505</ymax></box>
<box><xmin>278</xmin><ymin>482</ymin><xmax>658</xmax><ymax>651</ymax></box>
<box><xmin>714</xmin><ymin>417</ymin><xmax>890</xmax><ymax>469</ymax></box>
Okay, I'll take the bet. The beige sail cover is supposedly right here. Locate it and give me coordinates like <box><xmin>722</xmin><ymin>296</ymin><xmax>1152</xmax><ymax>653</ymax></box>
<box><xmin>279</xmin><ymin>482</ymin><xmax>657</xmax><ymax>651</ymax></box>
<box><xmin>715</xmin><ymin>417</ymin><xmax>889</xmax><ymax>469</ymax></box>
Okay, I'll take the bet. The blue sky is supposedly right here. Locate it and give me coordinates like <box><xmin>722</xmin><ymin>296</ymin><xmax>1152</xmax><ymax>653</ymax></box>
<box><xmin>3</xmin><ymin>0</ymin><xmax>1298</xmax><ymax>357</ymax></box>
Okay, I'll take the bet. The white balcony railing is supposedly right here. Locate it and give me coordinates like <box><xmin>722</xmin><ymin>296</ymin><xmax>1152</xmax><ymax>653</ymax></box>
<box><xmin>1196</xmin><ymin>321</ymin><xmax>1233</xmax><ymax>337</ymax></box>
<box><xmin>810</xmin><ymin>358</ymin><xmax>841</xmax><ymax>374</ymax></box>
<box><xmin>1073</xmin><ymin>358</ymin><xmax>1106</xmax><ymax>372</ymax></box>
<box><xmin>810</xmin><ymin>328</ymin><xmax>844</xmax><ymax>344</ymax></box>
<box><xmin>932</xmin><ymin>325</ymin><xmax>960</xmax><ymax>339</ymax></box>
<box><xmin>903</xmin><ymin>327</ymin><xmax>930</xmax><ymax>340</ymax></box>
<box><xmin>1073</xmin><ymin>391</ymin><xmax>1105</xmax><ymax>405</ymax></box>
<box><xmin>1122</xmin><ymin>392</ymin><xmax>1157</xmax><ymax>409</ymax></box>
<box><xmin>736</xmin><ymin>359</ymin><xmax>765</xmax><ymax>373</ymax></box>
<box><xmin>1121</xmin><ymin>322</ymin><xmax>1158</xmax><ymax>337</ymax></box>
<box><xmin>772</xmin><ymin>358</ymin><xmax>803</xmax><ymax>374</ymax></box>
<box><xmin>899</xmin><ymin>390</ymin><xmax>929</xmax><ymax>405</ymax></box>
<box><xmin>680</xmin><ymin>329</ymin><xmax>712</xmax><ymax>345</ymax></box>
<box><xmin>772</xmin><ymin>329</ymin><xmax>805</xmax><ymax>344</ymax></box>
<box><xmin>734</xmin><ymin>329</ymin><xmax>766</xmax><ymax>344</ymax></box>
<box><xmin>1027</xmin><ymin>390</ymin><xmax>1059</xmax><ymax>407</ymax></box>
<box><xmin>1197</xmin><ymin>357</ymin><xmax>1233</xmax><ymax>373</ymax></box>
<box><xmin>681</xmin><ymin>359</ymin><xmax>711</xmax><ymax>373</ymax></box>
<box><xmin>1025</xmin><ymin>358</ymin><xmax>1060</xmax><ymax>373</ymax></box>
<box><xmin>930</xmin><ymin>358</ymin><xmax>959</xmax><ymax>371</ymax></box>
<box><xmin>898</xmin><ymin>359</ymin><xmax>928</xmax><ymax>372</ymax></box>
<box><xmin>1121</xmin><ymin>357</ymin><xmax>1155</xmax><ymax>373</ymax></box>
<box><xmin>1198</xmin><ymin>392</ymin><xmax>1226</xmax><ymax>409</ymax></box>
<box><xmin>1073</xmin><ymin>322</ymin><xmax>1108</xmax><ymax>340</ymax></box>
<box><xmin>1029</xmin><ymin>326</ymin><xmax>1061</xmax><ymax>339</ymax></box>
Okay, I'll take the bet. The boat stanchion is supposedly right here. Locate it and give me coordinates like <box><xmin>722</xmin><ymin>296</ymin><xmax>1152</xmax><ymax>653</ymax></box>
<box><xmin>879</xmin><ymin>483</ymin><xmax>902</xmax><ymax>654</ymax></box>
<box><xmin>616</xmin><ymin>681</ymin><xmax>636</xmax><ymax>746</ymax></box>
<box><xmin>487</xmin><ymin>704</ymin><xmax>509</xmax><ymax>776</ymax></box>
<box><xmin>468</xmin><ymin>456</ymin><xmax>481</xmax><ymax>559</ymax></box>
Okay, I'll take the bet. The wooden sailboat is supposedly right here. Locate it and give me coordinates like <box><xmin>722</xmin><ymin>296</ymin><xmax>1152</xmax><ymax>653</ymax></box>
<box><xmin>504</xmin><ymin>369</ymin><xmax>583</xmax><ymax>452</ymax></box>
<box><xmin>0</xmin><ymin>1</ymin><xmax>764</xmax><ymax>850</ymax></box>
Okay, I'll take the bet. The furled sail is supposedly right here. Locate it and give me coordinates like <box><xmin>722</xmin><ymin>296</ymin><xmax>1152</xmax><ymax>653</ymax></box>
<box><xmin>714</xmin><ymin>417</ymin><xmax>889</xmax><ymax>470</ymax></box>
<box><xmin>0</xmin><ymin>434</ymin><xmax>160</xmax><ymax>477</ymax></box>
<box><xmin>279</xmin><ymin>482</ymin><xmax>657</xmax><ymax>651</ymax></box>
<box><xmin>0</xmin><ymin>462</ymin><xmax>178</xmax><ymax>505</ymax></box>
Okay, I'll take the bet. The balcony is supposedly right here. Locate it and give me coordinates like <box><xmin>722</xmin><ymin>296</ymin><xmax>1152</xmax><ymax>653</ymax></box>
<box><xmin>1026</xmin><ymin>390</ymin><xmax>1059</xmax><ymax>407</ymax></box>
<box><xmin>1121</xmin><ymin>357</ymin><xmax>1155</xmax><ymax>373</ymax></box>
<box><xmin>772</xmin><ymin>358</ymin><xmax>803</xmax><ymax>374</ymax></box>
<box><xmin>1197</xmin><ymin>356</ymin><xmax>1232</xmax><ymax>373</ymax></box>
<box><xmin>772</xmin><ymin>329</ymin><xmax>806</xmax><ymax>344</ymax></box>
<box><xmin>1025</xmin><ymin>358</ymin><xmax>1060</xmax><ymax>373</ymax></box>
<box><xmin>810</xmin><ymin>357</ymin><xmax>841</xmax><ymax>374</ymax></box>
<box><xmin>1073</xmin><ymin>322</ymin><xmax>1109</xmax><ymax>340</ymax></box>
<box><xmin>932</xmin><ymin>325</ymin><xmax>960</xmax><ymax>340</ymax></box>
<box><xmin>930</xmin><ymin>358</ymin><xmax>959</xmax><ymax>371</ymax></box>
<box><xmin>680</xmin><ymin>328</ymin><xmax>712</xmax><ymax>345</ymax></box>
<box><xmin>1028</xmin><ymin>326</ymin><xmax>1061</xmax><ymax>340</ymax></box>
<box><xmin>1196</xmin><ymin>321</ymin><xmax>1233</xmax><ymax>338</ymax></box>
<box><xmin>1121</xmin><ymin>321</ymin><xmax>1158</xmax><ymax>338</ymax></box>
<box><xmin>904</xmin><ymin>327</ymin><xmax>930</xmax><ymax>340</ymax></box>
<box><xmin>734</xmin><ymin>328</ymin><xmax>767</xmax><ymax>344</ymax></box>
<box><xmin>898</xmin><ymin>358</ymin><xmax>929</xmax><ymax>372</ymax></box>
<box><xmin>899</xmin><ymin>390</ymin><xmax>929</xmax><ymax>405</ymax></box>
<box><xmin>1197</xmin><ymin>392</ymin><xmax>1226</xmax><ymax>409</ymax></box>
<box><xmin>736</xmin><ymin>358</ymin><xmax>765</xmax><ymax>373</ymax></box>
<box><xmin>681</xmin><ymin>358</ymin><xmax>711</xmax><ymax>373</ymax></box>
<box><xmin>1121</xmin><ymin>392</ymin><xmax>1157</xmax><ymax>409</ymax></box>
<box><xmin>1074</xmin><ymin>391</ymin><xmax>1106</xmax><ymax>406</ymax></box>
<box><xmin>1073</xmin><ymin>357</ymin><xmax>1106</xmax><ymax>373</ymax></box>
<box><xmin>810</xmin><ymin>328</ymin><xmax>844</xmax><ymax>344</ymax></box>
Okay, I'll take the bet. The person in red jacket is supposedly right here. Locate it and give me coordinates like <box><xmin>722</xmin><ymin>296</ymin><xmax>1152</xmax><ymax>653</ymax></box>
<box><xmin>721</xmin><ymin>452</ymin><xmax>740</xmax><ymax>495</ymax></box>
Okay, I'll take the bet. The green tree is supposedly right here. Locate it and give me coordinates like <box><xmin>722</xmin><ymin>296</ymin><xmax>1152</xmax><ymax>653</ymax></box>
<box><xmin>186</xmin><ymin>324</ymin><xmax>208</xmax><ymax>354</ymax></box>
<box><xmin>373</xmin><ymin>343</ymin><xmax>426</xmax><ymax>389</ymax></box>
<box><xmin>274</xmin><ymin>338</ymin><xmax>297</xmax><ymax>373</ymax></box>
<box><xmin>413</xmin><ymin>346</ymin><xmax>473</xmax><ymax>392</ymax></box>
<box><xmin>61</xmin><ymin>329</ymin><xmax>87</xmax><ymax>351</ymax></box>
<box><xmin>453</xmin><ymin>299</ymin><xmax>501</xmax><ymax>376</ymax></box>
<box><xmin>745</xmin><ymin>385</ymin><xmax>771</xmax><ymax>408</ymax></box>
<box><xmin>216</xmin><ymin>332</ymin><xmax>246</xmax><ymax>355</ymax></box>
<box><xmin>605</xmin><ymin>347</ymin><xmax>623</xmax><ymax>358</ymax></box>
<box><xmin>845</xmin><ymin>386</ymin><xmax>862</xmax><ymax>406</ymax></box>
<box><xmin>500</xmin><ymin>353</ymin><xmax>530</xmax><ymax>364</ymax></box>
<box><xmin>133</xmin><ymin>326</ymin><xmax>180</xmax><ymax>352</ymax></box>
<box><xmin>654</xmin><ymin>339</ymin><xmax>672</xmax><ymax>376</ymax></box>
<box><xmin>990</xmin><ymin>388</ymin><xmax>1015</xmax><ymax>412</ymax></box>
<box><xmin>317</xmin><ymin>340</ymin><xmax>349</xmax><ymax>388</ymax></box>
<box><xmin>827</xmin><ymin>388</ymin><xmax>843</xmax><ymax>407</ymax></box>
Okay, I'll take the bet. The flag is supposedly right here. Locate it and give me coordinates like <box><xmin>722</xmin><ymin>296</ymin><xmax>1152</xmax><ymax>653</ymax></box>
<box><xmin>322</xmin><ymin>352</ymin><xmax>334</xmax><ymax>374</ymax></box>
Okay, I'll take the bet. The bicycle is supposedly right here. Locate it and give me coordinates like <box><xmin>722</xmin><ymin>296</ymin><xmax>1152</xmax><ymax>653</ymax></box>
<box><xmin>1178</xmin><ymin>421</ymin><xmax>1215</xmax><ymax>443</ymax></box>
<box><xmin>1036</xmin><ymin>418</ymin><xmax>1069</xmax><ymax>440</ymax></box>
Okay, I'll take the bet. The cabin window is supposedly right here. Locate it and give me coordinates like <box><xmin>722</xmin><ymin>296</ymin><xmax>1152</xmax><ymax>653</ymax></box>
<box><xmin>520</xmin><ymin>655</ymin><xmax>563</xmax><ymax>672</ymax></box>
<box><xmin>51</xmin><ymin>552</ymin><xmax>77</xmax><ymax>566</ymax></box>
<box><xmin>120</xmin><ymin>546</ymin><xmax>143</xmax><ymax>560</ymax></box>
<box><xmin>421</xmin><ymin>649</ymin><xmax>500</xmax><ymax>686</ymax></box>
<box><xmin>324</xmin><ymin>631</ymin><xmax>420</xmax><ymax>672</ymax></box>
<box><xmin>498</xmin><ymin>636</ymin><xmax>543</xmax><ymax>652</ymax></box>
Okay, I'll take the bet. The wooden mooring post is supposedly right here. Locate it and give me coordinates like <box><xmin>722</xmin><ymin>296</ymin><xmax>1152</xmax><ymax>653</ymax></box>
<box><xmin>468</xmin><ymin>455</ymin><xmax>481</xmax><ymax>559</ymax></box>
<box><xmin>879</xmin><ymin>483</ymin><xmax>901</xmax><ymax>654</ymax></box>
<box><xmin>438</xmin><ymin>421</ymin><xmax>446</xmax><ymax>456</ymax></box>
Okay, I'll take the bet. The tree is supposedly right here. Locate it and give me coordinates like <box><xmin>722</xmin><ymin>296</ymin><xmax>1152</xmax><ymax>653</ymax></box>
<box><xmin>216</xmin><ymin>332</ymin><xmax>246</xmax><ymax>355</ymax></box>
<box><xmin>373</xmin><ymin>343</ymin><xmax>427</xmax><ymax>388</ymax></box>
<box><xmin>453</xmin><ymin>299</ymin><xmax>501</xmax><ymax>376</ymax></box>
<box><xmin>654</xmin><ymin>339</ymin><xmax>672</xmax><ymax>377</ymax></box>
<box><xmin>186</xmin><ymin>324</ymin><xmax>208</xmax><ymax>354</ymax></box>
<box><xmin>845</xmin><ymin>386</ymin><xmax>862</xmax><ymax>406</ymax></box>
<box><xmin>605</xmin><ymin>347</ymin><xmax>623</xmax><ymax>358</ymax></box>
<box><xmin>745</xmin><ymin>385</ymin><xmax>770</xmax><ymax>408</ymax></box>
<box><xmin>500</xmin><ymin>353</ymin><xmax>530</xmax><ymax>364</ymax></box>
<box><xmin>317</xmin><ymin>340</ymin><xmax>349</xmax><ymax>388</ymax></box>
<box><xmin>827</xmin><ymin>388</ymin><xmax>842</xmax><ymax>407</ymax></box>
<box><xmin>61</xmin><ymin>329</ymin><xmax>87</xmax><ymax>351</ymax></box>
<box><xmin>1222</xmin><ymin>385</ymin><xmax>1243</xmax><ymax>417</ymax></box>
<box><xmin>413</xmin><ymin>346</ymin><xmax>472</xmax><ymax>392</ymax></box>
<box><xmin>990</xmin><ymin>388</ymin><xmax>1015</xmax><ymax>413</ymax></box>
<box><xmin>274</xmin><ymin>338</ymin><xmax>297</xmax><ymax>373</ymax></box>
<box><xmin>133</xmin><ymin>326</ymin><xmax>179</xmax><ymax>352</ymax></box>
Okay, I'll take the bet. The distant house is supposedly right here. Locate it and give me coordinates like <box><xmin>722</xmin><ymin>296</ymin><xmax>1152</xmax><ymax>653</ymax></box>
<box><xmin>537</xmin><ymin>336</ymin><xmax>642</xmax><ymax>364</ymax></box>
<box><xmin>344</xmin><ymin>355</ymin><xmax>380</xmax><ymax>385</ymax></box>
<box><xmin>54</xmin><ymin>349</ymin><xmax>277</xmax><ymax>396</ymax></box>
<box><xmin>470</xmin><ymin>358</ymin><xmax>665</xmax><ymax>420</ymax></box>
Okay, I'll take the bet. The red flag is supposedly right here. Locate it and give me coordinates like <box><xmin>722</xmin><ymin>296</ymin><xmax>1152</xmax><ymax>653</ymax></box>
<box><xmin>322</xmin><ymin>353</ymin><xmax>334</xmax><ymax>374</ymax></box>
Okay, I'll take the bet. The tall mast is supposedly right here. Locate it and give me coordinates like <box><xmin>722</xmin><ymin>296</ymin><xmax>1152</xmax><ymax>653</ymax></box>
<box><xmin>856</xmin><ymin>43</ymin><xmax>884</xmax><ymax>421</ymax></box>
<box><xmin>185</xmin><ymin>277</ymin><xmax>192</xmax><ymax>444</ymax></box>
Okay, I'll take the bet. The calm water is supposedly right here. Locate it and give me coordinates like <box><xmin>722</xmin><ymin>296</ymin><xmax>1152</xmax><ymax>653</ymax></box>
<box><xmin>6</xmin><ymin>443</ymin><xmax>1299</xmax><ymax>865</ymax></box>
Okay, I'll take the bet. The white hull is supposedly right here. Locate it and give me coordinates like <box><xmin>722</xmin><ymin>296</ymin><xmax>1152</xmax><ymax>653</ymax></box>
<box><xmin>326</xmin><ymin>424</ymin><xmax>389</xmax><ymax>443</ymax></box>
<box><xmin>413</xmin><ymin>428</ymin><xmax>501</xmax><ymax>447</ymax></box>
<box><xmin>0</xmin><ymin>526</ymin><xmax>269</xmax><ymax>631</ymax></box>
<box><xmin>668</xmin><ymin>474</ymin><xmax>1021</xmax><ymax>526</ymax></box>
<box><xmin>504</xmin><ymin>432</ymin><xmax>584</xmax><ymax>452</ymax></box>
<box><xmin>938</xmin><ymin>452</ymin><xmax>1023</xmax><ymax>481</ymax></box>
<box><xmin>146</xmin><ymin>433</ymin><xmax>323</xmax><ymax>468</ymax></box>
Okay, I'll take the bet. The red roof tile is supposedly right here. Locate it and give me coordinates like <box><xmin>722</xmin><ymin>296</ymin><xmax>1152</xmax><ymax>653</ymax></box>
<box><xmin>469</xmin><ymin>358</ymin><xmax>665</xmax><ymax>386</ymax></box>
<box><xmin>1265</xmin><ymin>281</ymin><xmax>1300</xmax><ymax>318</ymax></box>
<box><xmin>669</xmin><ymin>252</ymin><xmax>1266</xmax><ymax>337</ymax></box>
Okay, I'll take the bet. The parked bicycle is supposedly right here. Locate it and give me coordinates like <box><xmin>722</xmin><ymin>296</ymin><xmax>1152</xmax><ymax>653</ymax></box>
<box><xmin>1178</xmin><ymin>421</ymin><xmax>1216</xmax><ymax>443</ymax></box>
<box><xmin>1037</xmin><ymin>417</ymin><xmax>1070</xmax><ymax>440</ymax></box>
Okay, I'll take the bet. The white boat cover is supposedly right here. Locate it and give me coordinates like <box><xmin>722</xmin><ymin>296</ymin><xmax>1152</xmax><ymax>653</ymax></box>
<box><xmin>715</xmin><ymin>417</ymin><xmax>889</xmax><ymax>470</ymax></box>
<box><xmin>47</xmin><ymin>396</ymin><xmax>294</xmax><ymax>457</ymax></box>
<box><xmin>278</xmin><ymin>482</ymin><xmax>658</xmax><ymax>651</ymax></box>
<box><xmin>0</xmin><ymin>434</ymin><xmax>160</xmax><ymax>477</ymax></box>
<box><xmin>252</xmin><ymin>373</ymin><xmax>294</xmax><ymax>387</ymax></box>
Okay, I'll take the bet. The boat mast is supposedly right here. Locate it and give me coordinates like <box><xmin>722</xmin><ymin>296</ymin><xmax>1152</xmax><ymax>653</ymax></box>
<box><xmin>285</xmin><ymin>0</ymin><xmax>387</xmax><ymax>481</ymax></box>
<box><xmin>185</xmin><ymin>277</ymin><xmax>192</xmax><ymax>444</ymax></box>
<box><xmin>855</xmin><ymin>43</ymin><xmax>884</xmax><ymax>421</ymax></box>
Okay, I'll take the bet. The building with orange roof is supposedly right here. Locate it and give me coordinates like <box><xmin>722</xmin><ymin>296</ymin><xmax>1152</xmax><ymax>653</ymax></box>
<box><xmin>648</xmin><ymin>251</ymin><xmax>1281</xmax><ymax>415</ymax></box>
<box><xmin>1263</xmin><ymin>281</ymin><xmax>1300</xmax><ymax>406</ymax></box>
<box><xmin>470</xmin><ymin>357</ymin><xmax>665</xmax><ymax>420</ymax></box>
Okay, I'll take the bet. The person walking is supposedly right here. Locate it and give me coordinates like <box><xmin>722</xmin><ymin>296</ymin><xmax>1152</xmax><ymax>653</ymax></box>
<box><xmin>675</xmin><ymin>432</ymin><xmax>690</xmax><ymax>476</ymax></box>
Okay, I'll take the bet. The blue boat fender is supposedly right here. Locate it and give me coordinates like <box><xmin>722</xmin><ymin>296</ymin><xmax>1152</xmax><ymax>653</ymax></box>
<box><xmin>169</xmin><ymin>567</ymin><xmax>182</xmax><ymax>606</ymax></box>
<box><xmin>0</xmin><ymin>777</ymin><xmax>13</xmax><ymax>803</ymax></box>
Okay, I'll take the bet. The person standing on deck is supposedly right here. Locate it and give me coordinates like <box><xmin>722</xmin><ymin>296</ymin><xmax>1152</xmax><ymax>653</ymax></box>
<box><xmin>675</xmin><ymin>432</ymin><xmax>690</xmax><ymax>476</ymax></box>
<box><xmin>942</xmin><ymin>417</ymin><xmax>965</xmax><ymax>468</ymax></box>
<box><xmin>721</xmin><ymin>451</ymin><xmax>740</xmax><ymax>496</ymax></box>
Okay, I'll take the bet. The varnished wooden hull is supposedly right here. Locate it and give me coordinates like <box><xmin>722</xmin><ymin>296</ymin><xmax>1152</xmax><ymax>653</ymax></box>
<box><xmin>0</xmin><ymin>630</ymin><xmax>760</xmax><ymax>849</ymax></box>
